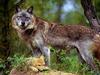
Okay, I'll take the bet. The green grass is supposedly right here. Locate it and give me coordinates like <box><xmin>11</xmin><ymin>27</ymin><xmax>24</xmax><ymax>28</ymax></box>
<box><xmin>0</xmin><ymin>49</ymin><xmax>99</xmax><ymax>75</ymax></box>
<box><xmin>51</xmin><ymin>49</ymin><xmax>98</xmax><ymax>75</ymax></box>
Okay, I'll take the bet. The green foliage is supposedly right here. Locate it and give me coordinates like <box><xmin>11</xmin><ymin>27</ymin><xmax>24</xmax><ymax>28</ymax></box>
<box><xmin>0</xmin><ymin>54</ymin><xmax>27</xmax><ymax>74</ymax></box>
<box><xmin>7</xmin><ymin>54</ymin><xmax>26</xmax><ymax>69</ymax></box>
<box><xmin>64</xmin><ymin>11</ymin><xmax>86</xmax><ymax>24</ymax></box>
<box><xmin>0</xmin><ymin>50</ymin><xmax>98</xmax><ymax>75</ymax></box>
<box><xmin>51</xmin><ymin>49</ymin><xmax>97</xmax><ymax>75</ymax></box>
<box><xmin>95</xmin><ymin>0</ymin><xmax>100</xmax><ymax>18</ymax></box>
<box><xmin>0</xmin><ymin>59</ymin><xmax>6</xmax><ymax>70</ymax></box>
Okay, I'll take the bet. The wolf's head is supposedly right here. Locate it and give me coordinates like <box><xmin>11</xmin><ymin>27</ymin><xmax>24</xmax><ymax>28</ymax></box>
<box><xmin>12</xmin><ymin>6</ymin><xmax>36</xmax><ymax>31</ymax></box>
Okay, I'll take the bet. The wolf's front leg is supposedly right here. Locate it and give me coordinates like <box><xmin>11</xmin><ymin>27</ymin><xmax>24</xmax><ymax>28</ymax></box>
<box><xmin>34</xmin><ymin>34</ymin><xmax>50</xmax><ymax>66</ymax></box>
<box><xmin>34</xmin><ymin>45</ymin><xmax>50</xmax><ymax>66</ymax></box>
<box><xmin>32</xmin><ymin>47</ymin><xmax>42</xmax><ymax>57</ymax></box>
<box><xmin>27</xmin><ymin>42</ymin><xmax>42</xmax><ymax>57</ymax></box>
<box><xmin>41</xmin><ymin>47</ymin><xmax>50</xmax><ymax>66</ymax></box>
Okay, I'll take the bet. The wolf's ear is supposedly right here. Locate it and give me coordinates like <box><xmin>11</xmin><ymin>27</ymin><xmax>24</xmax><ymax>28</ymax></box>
<box><xmin>27</xmin><ymin>6</ymin><xmax>33</xmax><ymax>14</ymax></box>
<box><xmin>15</xmin><ymin>6</ymin><xmax>21</xmax><ymax>13</ymax></box>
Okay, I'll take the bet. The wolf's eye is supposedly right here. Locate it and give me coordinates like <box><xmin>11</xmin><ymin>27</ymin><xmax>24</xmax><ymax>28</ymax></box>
<box><xmin>17</xmin><ymin>16</ymin><xmax>21</xmax><ymax>20</ymax></box>
<box><xmin>26</xmin><ymin>17</ymin><xmax>30</xmax><ymax>21</ymax></box>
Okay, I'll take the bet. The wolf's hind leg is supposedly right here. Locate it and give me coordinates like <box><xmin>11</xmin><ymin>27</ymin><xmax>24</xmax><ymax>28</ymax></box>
<box><xmin>76</xmin><ymin>48</ymin><xmax>85</xmax><ymax>64</ymax></box>
<box><xmin>77</xmin><ymin>41</ymin><xmax>97</xmax><ymax>71</ymax></box>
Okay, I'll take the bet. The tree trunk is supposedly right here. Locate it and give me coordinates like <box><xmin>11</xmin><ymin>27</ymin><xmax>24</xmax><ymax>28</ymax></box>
<box><xmin>55</xmin><ymin>0</ymin><xmax>64</xmax><ymax>23</ymax></box>
<box><xmin>0</xmin><ymin>0</ymin><xmax>10</xmax><ymax>59</ymax></box>
<box><xmin>0</xmin><ymin>0</ymin><xmax>25</xmax><ymax>74</ymax></box>
<box><xmin>81</xmin><ymin>0</ymin><xmax>100</xmax><ymax>32</ymax></box>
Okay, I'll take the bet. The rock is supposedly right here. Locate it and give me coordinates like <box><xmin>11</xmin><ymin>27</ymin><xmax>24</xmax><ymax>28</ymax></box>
<box><xmin>9</xmin><ymin>56</ymin><xmax>77</xmax><ymax>75</ymax></box>
<box><xmin>9</xmin><ymin>69</ymin><xmax>77</xmax><ymax>75</ymax></box>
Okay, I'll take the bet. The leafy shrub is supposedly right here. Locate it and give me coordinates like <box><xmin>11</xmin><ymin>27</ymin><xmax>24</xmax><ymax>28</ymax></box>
<box><xmin>7</xmin><ymin>54</ymin><xmax>27</xmax><ymax>69</ymax></box>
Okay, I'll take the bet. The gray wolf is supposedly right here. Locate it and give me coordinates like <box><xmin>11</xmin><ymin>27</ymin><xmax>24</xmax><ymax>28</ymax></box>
<box><xmin>12</xmin><ymin>6</ymin><xmax>100</xmax><ymax>71</ymax></box>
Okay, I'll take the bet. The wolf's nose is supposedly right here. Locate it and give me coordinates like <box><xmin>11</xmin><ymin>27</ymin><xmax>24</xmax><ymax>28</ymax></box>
<box><xmin>21</xmin><ymin>22</ymin><xmax>25</xmax><ymax>26</ymax></box>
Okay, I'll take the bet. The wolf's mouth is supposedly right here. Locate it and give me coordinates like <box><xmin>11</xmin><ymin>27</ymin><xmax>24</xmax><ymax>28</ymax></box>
<box><xmin>20</xmin><ymin>24</ymin><xmax>29</xmax><ymax>30</ymax></box>
<box><xmin>20</xmin><ymin>26</ymin><xmax>26</xmax><ymax>30</ymax></box>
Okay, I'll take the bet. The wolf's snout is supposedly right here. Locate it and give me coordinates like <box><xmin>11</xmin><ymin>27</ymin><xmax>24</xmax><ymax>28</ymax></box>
<box><xmin>21</xmin><ymin>22</ymin><xmax>25</xmax><ymax>26</ymax></box>
<box><xmin>20</xmin><ymin>22</ymin><xmax>26</xmax><ymax>29</ymax></box>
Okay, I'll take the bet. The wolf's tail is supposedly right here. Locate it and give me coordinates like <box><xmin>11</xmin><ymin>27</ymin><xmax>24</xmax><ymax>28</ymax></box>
<box><xmin>92</xmin><ymin>34</ymin><xmax>100</xmax><ymax>61</ymax></box>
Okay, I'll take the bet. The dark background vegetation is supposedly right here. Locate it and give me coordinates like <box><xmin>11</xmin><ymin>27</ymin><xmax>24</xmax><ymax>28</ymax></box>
<box><xmin>0</xmin><ymin>0</ymin><xmax>100</xmax><ymax>75</ymax></box>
